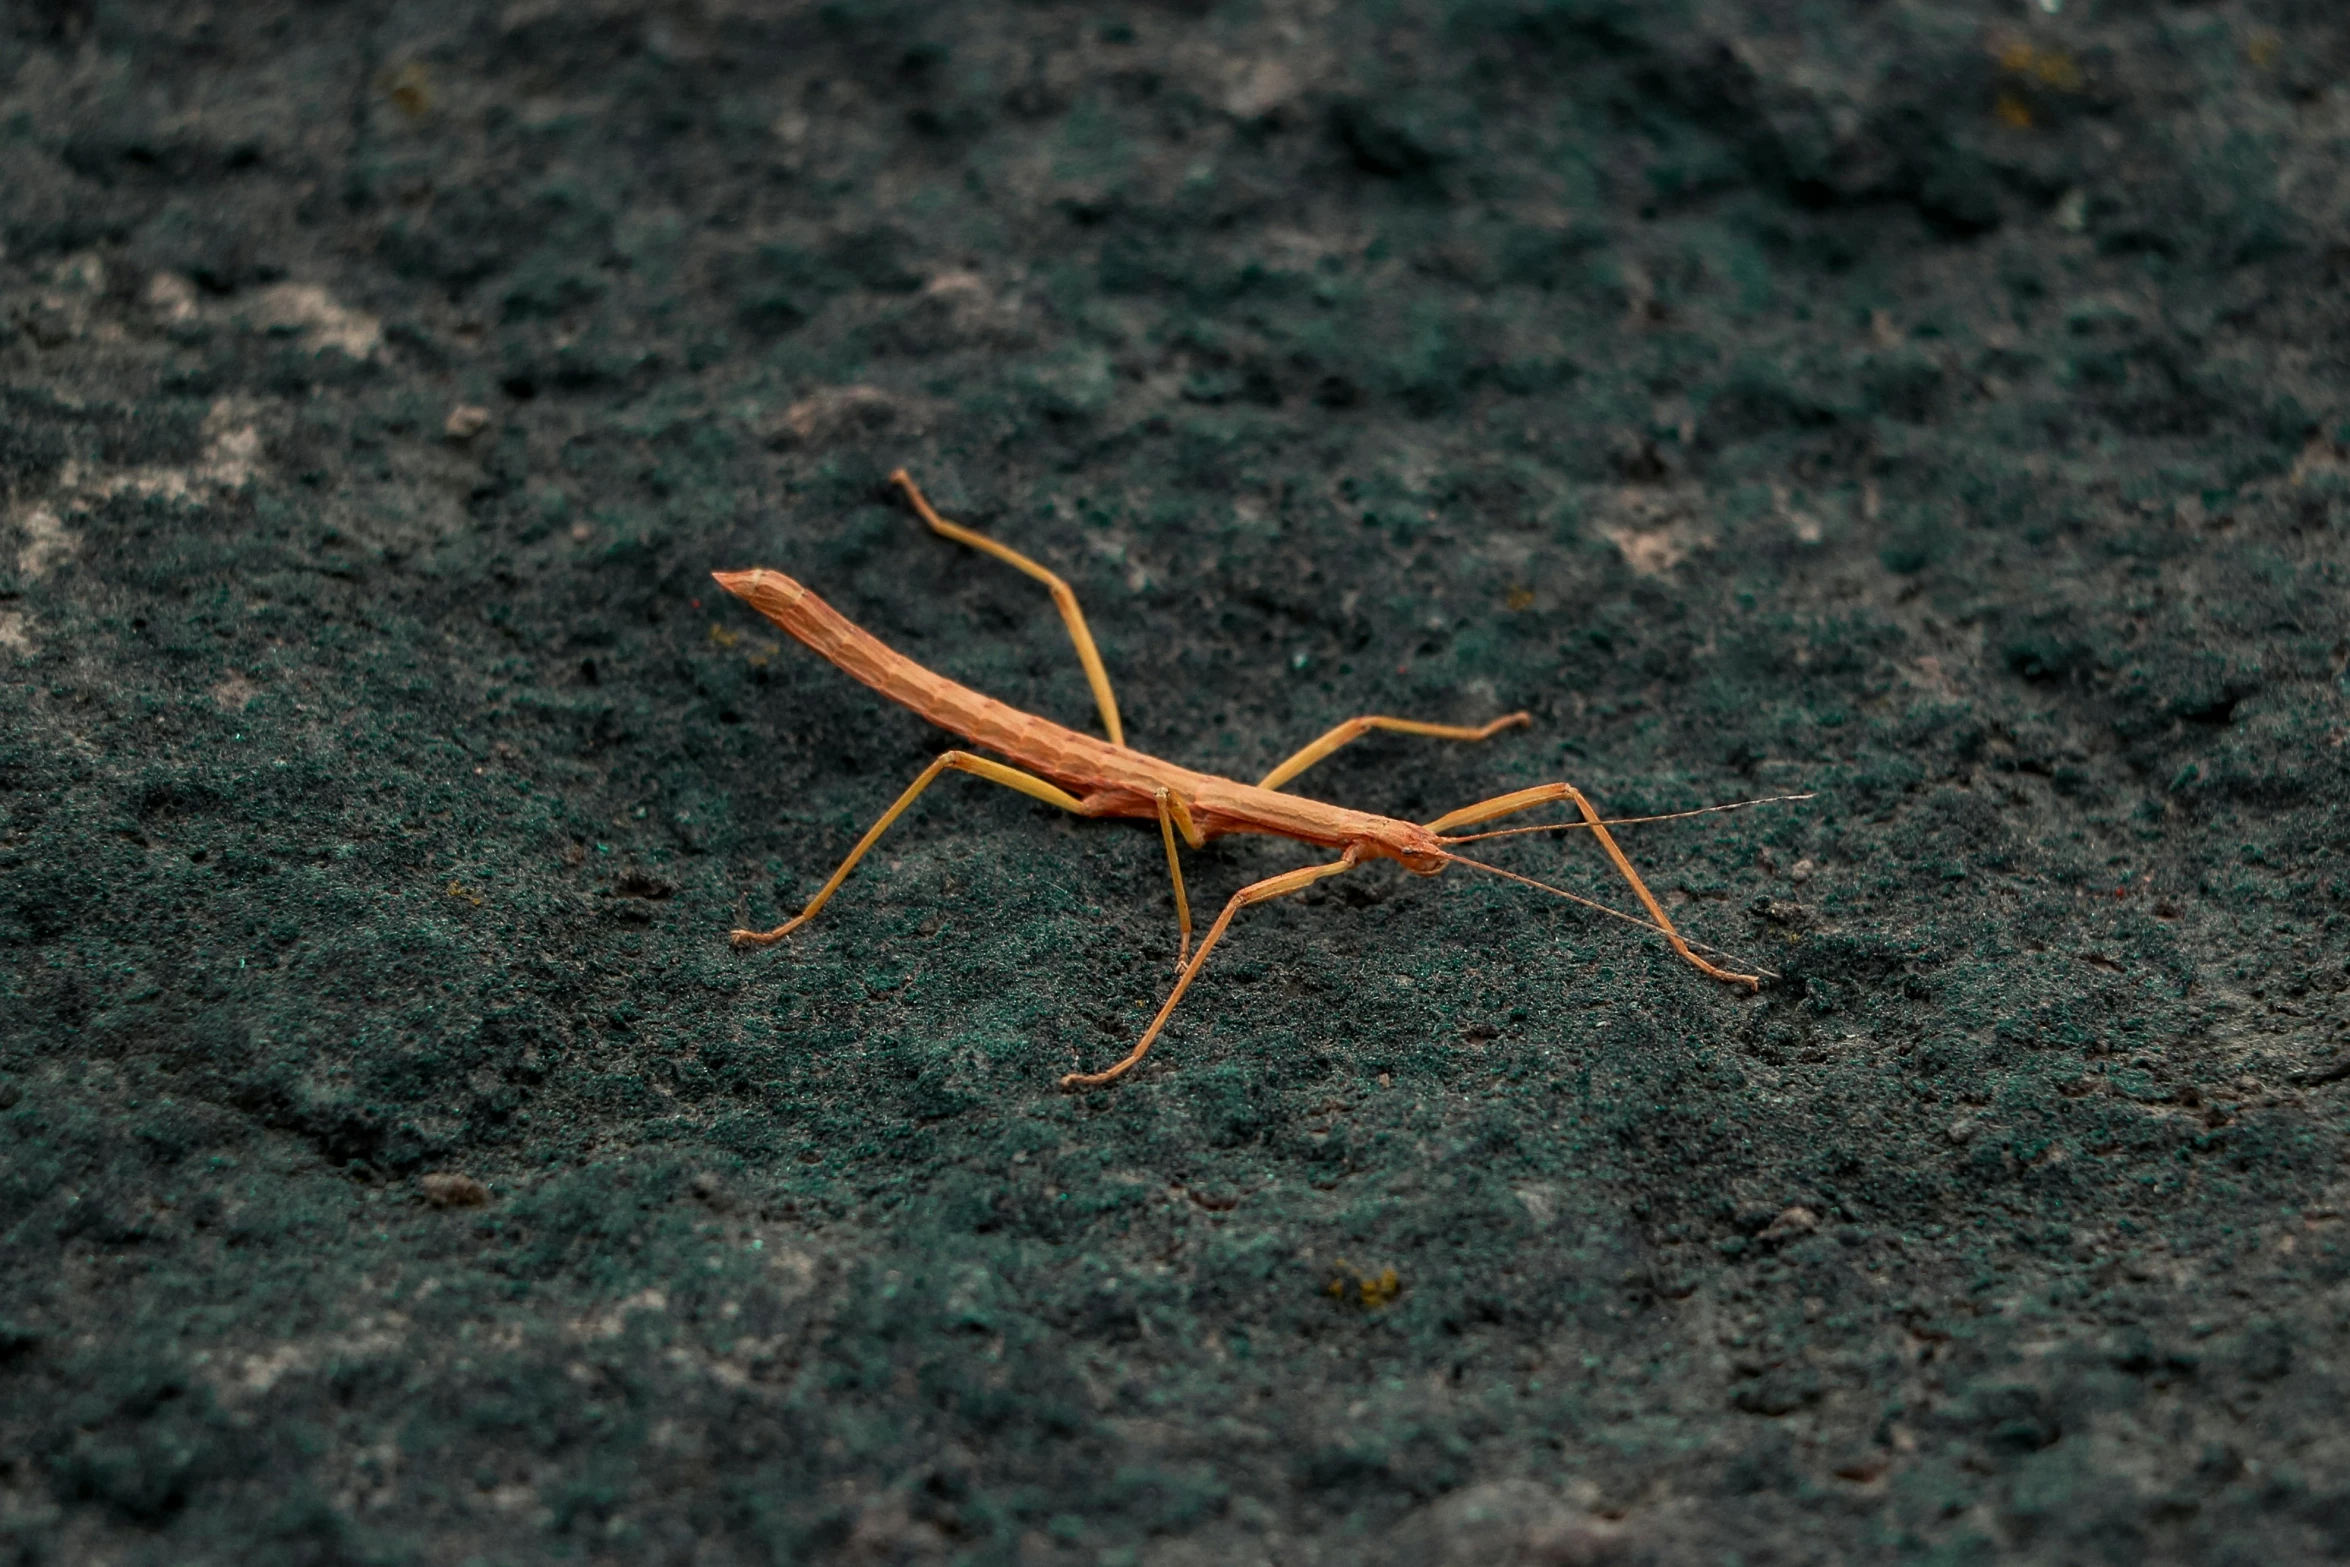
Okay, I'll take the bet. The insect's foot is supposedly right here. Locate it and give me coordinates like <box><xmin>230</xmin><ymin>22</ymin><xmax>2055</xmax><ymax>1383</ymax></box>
<box><xmin>729</xmin><ymin>927</ymin><xmax>789</xmax><ymax>949</ymax></box>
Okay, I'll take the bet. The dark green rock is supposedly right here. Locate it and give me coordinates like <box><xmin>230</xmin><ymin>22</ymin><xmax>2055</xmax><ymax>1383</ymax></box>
<box><xmin>2</xmin><ymin>2</ymin><xmax>2348</xmax><ymax>1562</ymax></box>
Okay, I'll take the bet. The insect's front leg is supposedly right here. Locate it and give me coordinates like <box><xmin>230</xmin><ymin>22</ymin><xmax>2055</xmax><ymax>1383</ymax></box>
<box><xmin>1428</xmin><ymin>782</ymin><xmax>1758</xmax><ymax>989</ymax></box>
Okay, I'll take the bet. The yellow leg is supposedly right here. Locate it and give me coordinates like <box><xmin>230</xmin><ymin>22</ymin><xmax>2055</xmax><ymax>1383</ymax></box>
<box><xmin>1428</xmin><ymin>782</ymin><xmax>1758</xmax><ymax>991</ymax></box>
<box><xmin>1258</xmin><ymin>712</ymin><xmax>1530</xmax><ymax>792</ymax></box>
<box><xmin>1153</xmin><ymin>788</ymin><xmax>1200</xmax><ymax>966</ymax></box>
<box><xmin>732</xmin><ymin>751</ymin><xmax>1086</xmax><ymax>948</ymax></box>
<box><xmin>1426</xmin><ymin>783</ymin><xmax>1577</xmax><ymax>834</ymax></box>
<box><xmin>891</xmin><ymin>469</ymin><xmax>1127</xmax><ymax>748</ymax></box>
<box><xmin>1060</xmin><ymin>851</ymin><xmax>1358</xmax><ymax>1091</ymax></box>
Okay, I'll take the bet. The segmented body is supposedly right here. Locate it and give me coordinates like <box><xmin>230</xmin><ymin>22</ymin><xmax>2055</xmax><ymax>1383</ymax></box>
<box><xmin>712</xmin><ymin>567</ymin><xmax>1448</xmax><ymax>871</ymax></box>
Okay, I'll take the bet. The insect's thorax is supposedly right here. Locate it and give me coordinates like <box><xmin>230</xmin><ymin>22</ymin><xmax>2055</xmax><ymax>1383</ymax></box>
<box><xmin>1004</xmin><ymin>741</ymin><xmax>1446</xmax><ymax>871</ymax></box>
<box><xmin>1184</xmin><ymin>775</ymin><xmax>1447</xmax><ymax>872</ymax></box>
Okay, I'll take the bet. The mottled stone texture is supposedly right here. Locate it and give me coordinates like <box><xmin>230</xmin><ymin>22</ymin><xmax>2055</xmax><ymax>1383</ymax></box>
<box><xmin>3</xmin><ymin>1</ymin><xmax>2349</xmax><ymax>1562</ymax></box>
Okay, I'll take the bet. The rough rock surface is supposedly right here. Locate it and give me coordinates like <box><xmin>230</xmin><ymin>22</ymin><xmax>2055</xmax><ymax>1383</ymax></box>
<box><xmin>4</xmin><ymin>2</ymin><xmax>2349</xmax><ymax>1562</ymax></box>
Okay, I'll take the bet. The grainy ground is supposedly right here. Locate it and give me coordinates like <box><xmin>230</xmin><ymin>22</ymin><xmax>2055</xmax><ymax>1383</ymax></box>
<box><xmin>4</xmin><ymin>2</ymin><xmax>2350</xmax><ymax>1563</ymax></box>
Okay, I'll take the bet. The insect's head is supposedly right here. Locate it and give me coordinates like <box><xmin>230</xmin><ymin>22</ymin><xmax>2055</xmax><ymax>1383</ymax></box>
<box><xmin>1368</xmin><ymin>822</ymin><xmax>1451</xmax><ymax>876</ymax></box>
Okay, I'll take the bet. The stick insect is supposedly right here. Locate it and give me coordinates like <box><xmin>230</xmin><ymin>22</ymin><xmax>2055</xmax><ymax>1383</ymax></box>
<box><xmin>716</xmin><ymin>470</ymin><xmax>1803</xmax><ymax>1089</ymax></box>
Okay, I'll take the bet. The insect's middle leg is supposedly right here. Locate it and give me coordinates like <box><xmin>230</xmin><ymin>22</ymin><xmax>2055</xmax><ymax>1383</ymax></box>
<box><xmin>732</xmin><ymin>751</ymin><xmax>1086</xmax><ymax>949</ymax></box>
<box><xmin>1153</xmin><ymin>787</ymin><xmax>1205</xmax><ymax>966</ymax></box>
<box><xmin>1257</xmin><ymin>712</ymin><xmax>1529</xmax><ymax>792</ymax></box>
<box><xmin>1060</xmin><ymin>850</ymin><xmax>1357</xmax><ymax>1090</ymax></box>
<box><xmin>1427</xmin><ymin>782</ymin><xmax>1758</xmax><ymax>990</ymax></box>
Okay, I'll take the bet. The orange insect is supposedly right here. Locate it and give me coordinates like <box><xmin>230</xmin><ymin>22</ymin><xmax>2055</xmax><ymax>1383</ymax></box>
<box><xmin>715</xmin><ymin>470</ymin><xmax>1800</xmax><ymax>1089</ymax></box>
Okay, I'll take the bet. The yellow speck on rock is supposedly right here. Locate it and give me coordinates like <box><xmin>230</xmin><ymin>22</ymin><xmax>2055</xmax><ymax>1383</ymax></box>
<box><xmin>382</xmin><ymin>62</ymin><xmax>432</xmax><ymax>118</ymax></box>
<box><xmin>1326</xmin><ymin>1259</ymin><xmax>1403</xmax><ymax>1309</ymax></box>
<box><xmin>2031</xmin><ymin>50</ymin><xmax>2082</xmax><ymax>91</ymax></box>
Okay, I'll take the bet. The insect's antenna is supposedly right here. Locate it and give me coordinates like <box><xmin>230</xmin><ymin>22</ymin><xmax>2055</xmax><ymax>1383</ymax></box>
<box><xmin>1437</xmin><ymin>792</ymin><xmax>1817</xmax><ymax>847</ymax></box>
<box><xmin>1437</xmin><ymin>850</ymin><xmax>1781</xmax><ymax>980</ymax></box>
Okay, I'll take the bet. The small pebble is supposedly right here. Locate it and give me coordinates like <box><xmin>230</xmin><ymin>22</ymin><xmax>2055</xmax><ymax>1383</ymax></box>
<box><xmin>420</xmin><ymin>1172</ymin><xmax>489</xmax><ymax>1208</ymax></box>
<box><xmin>444</xmin><ymin>404</ymin><xmax>492</xmax><ymax>441</ymax></box>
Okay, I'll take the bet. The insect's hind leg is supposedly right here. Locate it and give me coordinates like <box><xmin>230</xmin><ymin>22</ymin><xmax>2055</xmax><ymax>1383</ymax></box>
<box><xmin>1258</xmin><ymin>712</ymin><xmax>1529</xmax><ymax>792</ymax></box>
<box><xmin>733</xmin><ymin>751</ymin><xmax>1087</xmax><ymax>948</ymax></box>
<box><xmin>1427</xmin><ymin>782</ymin><xmax>1757</xmax><ymax>990</ymax></box>
<box><xmin>891</xmin><ymin>469</ymin><xmax>1127</xmax><ymax>748</ymax></box>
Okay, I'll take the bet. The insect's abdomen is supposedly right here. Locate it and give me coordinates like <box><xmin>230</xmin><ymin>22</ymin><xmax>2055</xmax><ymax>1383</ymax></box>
<box><xmin>711</xmin><ymin>568</ymin><xmax>1130</xmax><ymax>788</ymax></box>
